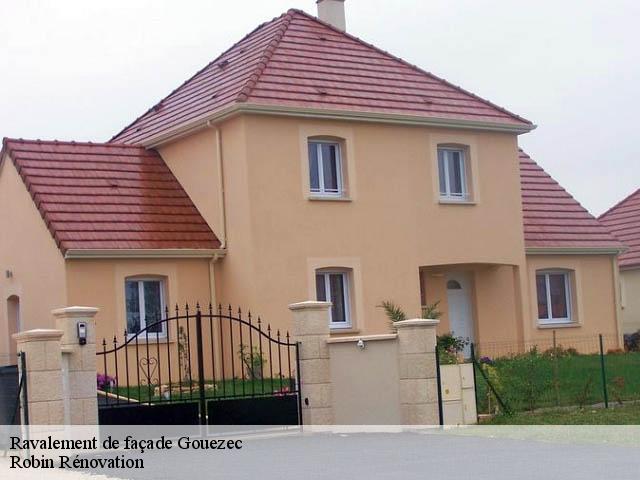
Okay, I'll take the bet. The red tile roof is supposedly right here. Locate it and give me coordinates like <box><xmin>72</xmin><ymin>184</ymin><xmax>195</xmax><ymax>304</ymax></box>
<box><xmin>519</xmin><ymin>150</ymin><xmax>623</xmax><ymax>250</ymax></box>
<box><xmin>599</xmin><ymin>190</ymin><xmax>640</xmax><ymax>268</ymax></box>
<box><xmin>112</xmin><ymin>9</ymin><xmax>532</xmax><ymax>145</ymax></box>
<box><xmin>1</xmin><ymin>138</ymin><xmax>220</xmax><ymax>253</ymax></box>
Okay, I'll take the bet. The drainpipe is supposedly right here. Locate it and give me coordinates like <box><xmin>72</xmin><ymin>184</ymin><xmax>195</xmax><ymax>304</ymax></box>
<box><xmin>207</xmin><ymin>120</ymin><xmax>227</xmax><ymax>249</ymax></box>
<box><xmin>206</xmin><ymin>121</ymin><xmax>226</xmax><ymax>378</ymax></box>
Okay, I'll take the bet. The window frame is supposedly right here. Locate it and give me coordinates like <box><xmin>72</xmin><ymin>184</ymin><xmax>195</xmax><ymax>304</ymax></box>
<box><xmin>308</xmin><ymin>140</ymin><xmax>344</xmax><ymax>197</ymax></box>
<box><xmin>438</xmin><ymin>147</ymin><xmax>469</xmax><ymax>201</ymax></box>
<box><xmin>125</xmin><ymin>277</ymin><xmax>167</xmax><ymax>338</ymax></box>
<box><xmin>315</xmin><ymin>270</ymin><xmax>352</xmax><ymax>329</ymax></box>
<box><xmin>536</xmin><ymin>270</ymin><xmax>573</xmax><ymax>325</ymax></box>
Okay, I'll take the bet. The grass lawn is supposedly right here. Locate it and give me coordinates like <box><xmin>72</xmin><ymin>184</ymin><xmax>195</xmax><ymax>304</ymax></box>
<box><xmin>475</xmin><ymin>352</ymin><xmax>640</xmax><ymax>414</ymax></box>
<box><xmin>483</xmin><ymin>403</ymin><xmax>640</xmax><ymax>425</ymax></box>
<box><xmin>106</xmin><ymin>377</ymin><xmax>295</xmax><ymax>403</ymax></box>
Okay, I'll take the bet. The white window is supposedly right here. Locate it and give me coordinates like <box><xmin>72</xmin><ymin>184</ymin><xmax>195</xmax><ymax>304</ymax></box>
<box><xmin>315</xmin><ymin>271</ymin><xmax>351</xmax><ymax>328</ymax></box>
<box><xmin>536</xmin><ymin>271</ymin><xmax>572</xmax><ymax>324</ymax></box>
<box><xmin>125</xmin><ymin>278</ymin><xmax>166</xmax><ymax>336</ymax></box>
<box><xmin>438</xmin><ymin>147</ymin><xmax>468</xmax><ymax>200</ymax></box>
<box><xmin>308</xmin><ymin>141</ymin><xmax>343</xmax><ymax>196</ymax></box>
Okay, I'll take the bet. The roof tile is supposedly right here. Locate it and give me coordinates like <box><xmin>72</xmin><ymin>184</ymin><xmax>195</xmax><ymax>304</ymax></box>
<box><xmin>2</xmin><ymin>138</ymin><xmax>220</xmax><ymax>253</ymax></box>
<box><xmin>519</xmin><ymin>150</ymin><xmax>622</xmax><ymax>251</ymax></box>
<box><xmin>599</xmin><ymin>189</ymin><xmax>640</xmax><ymax>268</ymax></box>
<box><xmin>111</xmin><ymin>9</ymin><xmax>531</xmax><ymax>145</ymax></box>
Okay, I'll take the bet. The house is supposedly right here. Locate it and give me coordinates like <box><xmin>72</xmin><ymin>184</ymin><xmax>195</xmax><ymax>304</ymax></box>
<box><xmin>599</xmin><ymin>189</ymin><xmax>640</xmax><ymax>334</ymax></box>
<box><xmin>0</xmin><ymin>1</ymin><xmax>626</xmax><ymax>365</ymax></box>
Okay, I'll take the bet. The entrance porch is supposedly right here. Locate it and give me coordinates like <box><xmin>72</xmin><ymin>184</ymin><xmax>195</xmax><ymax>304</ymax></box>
<box><xmin>419</xmin><ymin>263</ymin><xmax>525</xmax><ymax>356</ymax></box>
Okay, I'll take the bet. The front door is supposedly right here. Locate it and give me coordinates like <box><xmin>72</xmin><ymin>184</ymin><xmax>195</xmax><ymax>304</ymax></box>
<box><xmin>446</xmin><ymin>273</ymin><xmax>474</xmax><ymax>358</ymax></box>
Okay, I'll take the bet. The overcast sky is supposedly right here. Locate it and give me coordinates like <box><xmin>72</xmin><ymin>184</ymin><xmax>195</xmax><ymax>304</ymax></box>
<box><xmin>1</xmin><ymin>0</ymin><xmax>638</xmax><ymax>215</ymax></box>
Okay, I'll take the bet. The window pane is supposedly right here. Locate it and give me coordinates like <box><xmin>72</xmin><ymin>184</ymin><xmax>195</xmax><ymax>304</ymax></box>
<box><xmin>438</xmin><ymin>150</ymin><xmax>447</xmax><ymax>195</ymax></box>
<box><xmin>321</xmin><ymin>144</ymin><xmax>339</xmax><ymax>192</ymax></box>
<box><xmin>328</xmin><ymin>274</ymin><xmax>346</xmax><ymax>323</ymax></box>
<box><xmin>144</xmin><ymin>281</ymin><xmax>163</xmax><ymax>333</ymax></box>
<box><xmin>449</xmin><ymin>152</ymin><xmax>463</xmax><ymax>195</ymax></box>
<box><xmin>125</xmin><ymin>281</ymin><xmax>141</xmax><ymax>333</ymax></box>
<box><xmin>536</xmin><ymin>275</ymin><xmax>548</xmax><ymax>319</ymax></box>
<box><xmin>549</xmin><ymin>274</ymin><xmax>568</xmax><ymax>319</ymax></box>
<box><xmin>308</xmin><ymin>143</ymin><xmax>320</xmax><ymax>192</ymax></box>
<box><xmin>315</xmin><ymin>274</ymin><xmax>326</xmax><ymax>301</ymax></box>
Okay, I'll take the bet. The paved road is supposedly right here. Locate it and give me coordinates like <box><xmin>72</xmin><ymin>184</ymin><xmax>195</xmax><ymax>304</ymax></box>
<box><xmin>64</xmin><ymin>430</ymin><xmax>640</xmax><ymax>480</ymax></box>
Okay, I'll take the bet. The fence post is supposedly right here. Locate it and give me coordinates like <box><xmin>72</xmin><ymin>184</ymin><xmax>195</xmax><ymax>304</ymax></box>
<box><xmin>195</xmin><ymin>307</ymin><xmax>207</xmax><ymax>426</ymax></box>
<box><xmin>598</xmin><ymin>334</ymin><xmax>609</xmax><ymax>409</ymax></box>
<box><xmin>434</xmin><ymin>344</ymin><xmax>443</xmax><ymax>426</ymax></box>
<box><xmin>470</xmin><ymin>344</ymin><xmax>479</xmax><ymax>423</ymax></box>
<box><xmin>19</xmin><ymin>352</ymin><xmax>29</xmax><ymax>426</ymax></box>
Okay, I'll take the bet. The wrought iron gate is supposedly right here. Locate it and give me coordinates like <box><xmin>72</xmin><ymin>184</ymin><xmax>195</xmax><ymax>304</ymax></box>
<box><xmin>97</xmin><ymin>304</ymin><xmax>302</xmax><ymax>426</ymax></box>
<box><xmin>1</xmin><ymin>352</ymin><xmax>27</xmax><ymax>449</ymax></box>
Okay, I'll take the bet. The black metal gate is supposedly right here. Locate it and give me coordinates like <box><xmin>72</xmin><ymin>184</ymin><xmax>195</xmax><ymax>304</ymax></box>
<box><xmin>97</xmin><ymin>304</ymin><xmax>302</xmax><ymax>426</ymax></box>
<box><xmin>1</xmin><ymin>353</ymin><xmax>28</xmax><ymax>449</ymax></box>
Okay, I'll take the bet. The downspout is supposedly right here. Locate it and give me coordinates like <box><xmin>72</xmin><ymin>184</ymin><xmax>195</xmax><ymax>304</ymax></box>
<box><xmin>207</xmin><ymin>120</ymin><xmax>226</xmax><ymax>378</ymax></box>
<box><xmin>208</xmin><ymin>120</ymin><xmax>227</xmax><ymax>249</ymax></box>
<box><xmin>612</xmin><ymin>255</ymin><xmax>623</xmax><ymax>347</ymax></box>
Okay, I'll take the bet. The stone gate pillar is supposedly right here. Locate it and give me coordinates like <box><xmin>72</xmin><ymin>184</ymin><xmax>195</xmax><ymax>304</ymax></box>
<box><xmin>13</xmin><ymin>329</ymin><xmax>65</xmax><ymax>424</ymax></box>
<box><xmin>53</xmin><ymin>306</ymin><xmax>100</xmax><ymax>425</ymax></box>
<box><xmin>394</xmin><ymin>319</ymin><xmax>440</xmax><ymax>425</ymax></box>
<box><xmin>289</xmin><ymin>301</ymin><xmax>333</xmax><ymax>425</ymax></box>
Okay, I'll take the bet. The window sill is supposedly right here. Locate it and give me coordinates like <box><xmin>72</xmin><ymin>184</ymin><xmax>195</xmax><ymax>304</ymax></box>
<box><xmin>329</xmin><ymin>327</ymin><xmax>359</xmax><ymax>335</ymax></box>
<box><xmin>439</xmin><ymin>198</ymin><xmax>476</xmax><ymax>206</ymax></box>
<box><xmin>125</xmin><ymin>335</ymin><xmax>174</xmax><ymax>344</ymax></box>
<box><xmin>537</xmin><ymin>322</ymin><xmax>580</xmax><ymax>329</ymax></box>
<box><xmin>308</xmin><ymin>195</ymin><xmax>352</xmax><ymax>202</ymax></box>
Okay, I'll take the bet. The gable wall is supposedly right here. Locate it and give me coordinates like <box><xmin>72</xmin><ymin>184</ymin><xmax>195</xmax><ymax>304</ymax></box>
<box><xmin>0</xmin><ymin>155</ymin><xmax>67</xmax><ymax>363</ymax></box>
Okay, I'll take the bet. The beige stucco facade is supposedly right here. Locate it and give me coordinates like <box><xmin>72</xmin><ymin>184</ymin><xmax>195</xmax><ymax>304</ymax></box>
<box><xmin>621</xmin><ymin>268</ymin><xmax>640</xmax><ymax>334</ymax></box>
<box><xmin>0</xmin><ymin>112</ymin><xmax>623</xmax><ymax>363</ymax></box>
<box><xmin>0</xmin><ymin>157</ymin><xmax>67</xmax><ymax>364</ymax></box>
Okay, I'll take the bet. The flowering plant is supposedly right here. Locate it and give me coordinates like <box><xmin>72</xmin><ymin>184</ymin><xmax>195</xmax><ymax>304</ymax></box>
<box><xmin>97</xmin><ymin>373</ymin><xmax>116</xmax><ymax>391</ymax></box>
<box><xmin>274</xmin><ymin>386</ymin><xmax>291</xmax><ymax>396</ymax></box>
<box><xmin>479</xmin><ymin>356</ymin><xmax>494</xmax><ymax>366</ymax></box>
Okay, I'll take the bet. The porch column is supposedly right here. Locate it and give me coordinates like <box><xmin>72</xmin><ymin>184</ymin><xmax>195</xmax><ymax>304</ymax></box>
<box><xmin>395</xmin><ymin>319</ymin><xmax>440</xmax><ymax>425</ymax></box>
<box><xmin>13</xmin><ymin>329</ymin><xmax>65</xmax><ymax>424</ymax></box>
<box><xmin>289</xmin><ymin>301</ymin><xmax>333</xmax><ymax>425</ymax></box>
<box><xmin>53</xmin><ymin>306</ymin><xmax>100</xmax><ymax>425</ymax></box>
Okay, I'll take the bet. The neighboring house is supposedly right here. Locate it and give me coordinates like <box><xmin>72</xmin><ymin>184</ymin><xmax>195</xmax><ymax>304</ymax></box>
<box><xmin>0</xmin><ymin>2</ymin><xmax>625</xmax><ymax>363</ymax></box>
<box><xmin>600</xmin><ymin>189</ymin><xmax>640</xmax><ymax>334</ymax></box>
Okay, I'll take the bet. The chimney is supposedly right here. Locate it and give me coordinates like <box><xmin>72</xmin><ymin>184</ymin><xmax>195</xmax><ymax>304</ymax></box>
<box><xmin>317</xmin><ymin>0</ymin><xmax>346</xmax><ymax>31</ymax></box>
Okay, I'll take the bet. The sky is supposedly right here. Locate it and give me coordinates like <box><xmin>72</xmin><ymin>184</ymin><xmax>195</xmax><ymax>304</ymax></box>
<box><xmin>1</xmin><ymin>0</ymin><xmax>638</xmax><ymax>216</ymax></box>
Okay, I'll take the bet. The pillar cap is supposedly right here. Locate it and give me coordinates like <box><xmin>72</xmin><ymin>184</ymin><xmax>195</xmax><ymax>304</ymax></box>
<box><xmin>13</xmin><ymin>329</ymin><xmax>64</xmax><ymax>342</ymax></box>
<box><xmin>52</xmin><ymin>306</ymin><xmax>99</xmax><ymax>318</ymax></box>
<box><xmin>288</xmin><ymin>300</ymin><xmax>332</xmax><ymax>311</ymax></box>
<box><xmin>394</xmin><ymin>319</ymin><xmax>440</xmax><ymax>328</ymax></box>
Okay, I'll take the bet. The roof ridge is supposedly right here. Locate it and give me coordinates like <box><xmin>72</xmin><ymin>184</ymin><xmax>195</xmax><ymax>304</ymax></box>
<box><xmin>236</xmin><ymin>11</ymin><xmax>295</xmax><ymax>102</ymax></box>
<box><xmin>598</xmin><ymin>187</ymin><xmax>640</xmax><ymax>220</ymax></box>
<box><xmin>4</xmin><ymin>137</ymin><xmax>147</xmax><ymax>148</ymax></box>
<box><xmin>109</xmin><ymin>12</ymin><xmax>290</xmax><ymax>143</ymax></box>
<box><xmin>286</xmin><ymin>9</ymin><xmax>532</xmax><ymax>126</ymax></box>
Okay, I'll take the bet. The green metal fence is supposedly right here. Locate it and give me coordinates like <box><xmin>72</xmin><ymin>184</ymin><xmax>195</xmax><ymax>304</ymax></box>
<box><xmin>472</xmin><ymin>333</ymin><xmax>640</xmax><ymax>416</ymax></box>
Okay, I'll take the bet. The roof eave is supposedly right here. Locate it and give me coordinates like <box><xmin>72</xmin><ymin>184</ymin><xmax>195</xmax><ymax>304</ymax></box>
<box><xmin>142</xmin><ymin>103</ymin><xmax>536</xmax><ymax>148</ymax></box>
<box><xmin>64</xmin><ymin>248</ymin><xmax>227</xmax><ymax>260</ymax></box>
<box><xmin>620</xmin><ymin>263</ymin><xmax>640</xmax><ymax>271</ymax></box>
<box><xmin>525</xmin><ymin>246</ymin><xmax>626</xmax><ymax>256</ymax></box>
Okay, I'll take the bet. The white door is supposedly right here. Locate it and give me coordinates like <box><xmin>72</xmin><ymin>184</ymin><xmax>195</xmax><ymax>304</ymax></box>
<box><xmin>446</xmin><ymin>273</ymin><xmax>474</xmax><ymax>358</ymax></box>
